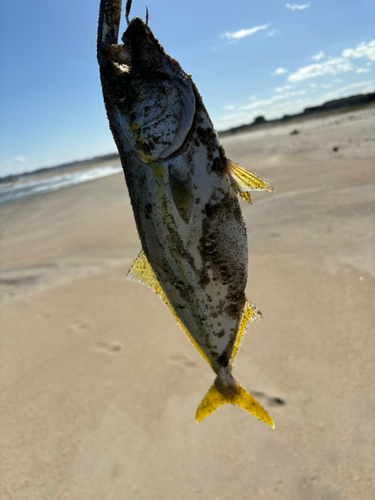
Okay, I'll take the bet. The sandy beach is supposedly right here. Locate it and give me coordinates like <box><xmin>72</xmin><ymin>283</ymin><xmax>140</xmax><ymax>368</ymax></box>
<box><xmin>1</xmin><ymin>107</ymin><xmax>374</xmax><ymax>499</ymax></box>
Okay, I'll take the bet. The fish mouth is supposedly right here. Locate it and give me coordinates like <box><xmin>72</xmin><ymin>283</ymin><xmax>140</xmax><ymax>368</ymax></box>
<box><xmin>98</xmin><ymin>1</ymin><xmax>196</xmax><ymax>163</ymax></box>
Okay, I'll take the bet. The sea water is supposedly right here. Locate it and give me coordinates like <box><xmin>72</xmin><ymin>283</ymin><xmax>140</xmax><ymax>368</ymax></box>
<box><xmin>0</xmin><ymin>165</ymin><xmax>123</xmax><ymax>207</ymax></box>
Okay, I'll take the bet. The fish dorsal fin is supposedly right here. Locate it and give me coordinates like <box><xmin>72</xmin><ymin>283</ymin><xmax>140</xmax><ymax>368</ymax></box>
<box><xmin>227</xmin><ymin>159</ymin><xmax>274</xmax><ymax>205</ymax></box>
<box><xmin>127</xmin><ymin>251</ymin><xmax>211</xmax><ymax>366</ymax></box>
<box><xmin>231</xmin><ymin>301</ymin><xmax>262</xmax><ymax>364</ymax></box>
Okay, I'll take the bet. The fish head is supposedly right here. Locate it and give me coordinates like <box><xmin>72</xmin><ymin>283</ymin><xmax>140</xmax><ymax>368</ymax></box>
<box><xmin>120</xmin><ymin>17</ymin><xmax>163</xmax><ymax>72</ymax></box>
<box><xmin>98</xmin><ymin>12</ymin><xmax>196</xmax><ymax>165</ymax></box>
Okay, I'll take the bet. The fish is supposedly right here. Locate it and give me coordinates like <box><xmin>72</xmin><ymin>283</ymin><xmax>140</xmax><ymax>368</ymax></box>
<box><xmin>97</xmin><ymin>0</ymin><xmax>275</xmax><ymax>427</ymax></box>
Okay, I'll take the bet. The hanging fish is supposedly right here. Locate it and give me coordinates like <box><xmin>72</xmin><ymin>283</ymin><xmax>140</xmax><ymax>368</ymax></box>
<box><xmin>97</xmin><ymin>0</ymin><xmax>274</xmax><ymax>426</ymax></box>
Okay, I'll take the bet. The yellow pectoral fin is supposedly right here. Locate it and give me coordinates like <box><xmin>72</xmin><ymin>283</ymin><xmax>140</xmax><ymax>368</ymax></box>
<box><xmin>196</xmin><ymin>377</ymin><xmax>274</xmax><ymax>428</ymax></box>
<box><xmin>127</xmin><ymin>251</ymin><xmax>211</xmax><ymax>366</ymax></box>
<box><xmin>227</xmin><ymin>159</ymin><xmax>274</xmax><ymax>204</ymax></box>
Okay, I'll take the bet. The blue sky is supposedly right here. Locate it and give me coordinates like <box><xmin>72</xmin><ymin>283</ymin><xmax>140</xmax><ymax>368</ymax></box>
<box><xmin>0</xmin><ymin>0</ymin><xmax>374</xmax><ymax>176</ymax></box>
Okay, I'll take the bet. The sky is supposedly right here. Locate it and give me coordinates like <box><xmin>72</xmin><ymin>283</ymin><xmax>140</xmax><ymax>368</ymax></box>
<box><xmin>0</xmin><ymin>0</ymin><xmax>374</xmax><ymax>177</ymax></box>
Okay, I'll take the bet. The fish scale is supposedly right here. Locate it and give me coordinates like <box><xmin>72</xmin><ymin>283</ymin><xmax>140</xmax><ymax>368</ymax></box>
<box><xmin>97</xmin><ymin>0</ymin><xmax>274</xmax><ymax>426</ymax></box>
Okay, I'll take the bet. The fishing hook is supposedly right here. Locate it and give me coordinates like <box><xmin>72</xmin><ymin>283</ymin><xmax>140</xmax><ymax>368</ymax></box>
<box><xmin>125</xmin><ymin>0</ymin><xmax>149</xmax><ymax>26</ymax></box>
<box><xmin>145</xmin><ymin>6</ymin><xmax>149</xmax><ymax>26</ymax></box>
<box><xmin>125</xmin><ymin>0</ymin><xmax>133</xmax><ymax>25</ymax></box>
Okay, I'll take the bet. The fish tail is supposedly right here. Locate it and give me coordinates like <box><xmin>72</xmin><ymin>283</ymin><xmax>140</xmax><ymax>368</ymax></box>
<box><xmin>195</xmin><ymin>377</ymin><xmax>274</xmax><ymax>428</ymax></box>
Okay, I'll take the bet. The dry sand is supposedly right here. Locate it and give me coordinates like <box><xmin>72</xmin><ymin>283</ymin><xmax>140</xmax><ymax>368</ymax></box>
<box><xmin>1</xmin><ymin>107</ymin><xmax>374</xmax><ymax>500</ymax></box>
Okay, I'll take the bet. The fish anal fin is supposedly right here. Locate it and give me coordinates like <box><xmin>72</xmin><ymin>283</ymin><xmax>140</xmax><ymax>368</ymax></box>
<box><xmin>227</xmin><ymin>159</ymin><xmax>274</xmax><ymax>204</ymax></box>
<box><xmin>231</xmin><ymin>301</ymin><xmax>262</xmax><ymax>363</ymax></box>
<box><xmin>127</xmin><ymin>251</ymin><xmax>211</xmax><ymax>367</ymax></box>
<box><xmin>196</xmin><ymin>377</ymin><xmax>274</xmax><ymax>428</ymax></box>
<box><xmin>127</xmin><ymin>250</ymin><xmax>163</xmax><ymax>293</ymax></box>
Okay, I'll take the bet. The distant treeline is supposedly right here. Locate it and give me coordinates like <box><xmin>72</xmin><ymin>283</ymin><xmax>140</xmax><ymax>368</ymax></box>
<box><xmin>0</xmin><ymin>153</ymin><xmax>120</xmax><ymax>184</ymax></box>
<box><xmin>219</xmin><ymin>92</ymin><xmax>375</xmax><ymax>136</ymax></box>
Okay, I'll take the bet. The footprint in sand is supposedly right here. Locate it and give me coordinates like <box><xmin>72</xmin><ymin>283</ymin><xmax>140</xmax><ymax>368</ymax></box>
<box><xmin>69</xmin><ymin>320</ymin><xmax>90</xmax><ymax>332</ymax></box>
<box><xmin>170</xmin><ymin>354</ymin><xmax>196</xmax><ymax>369</ymax></box>
<box><xmin>267</xmin><ymin>396</ymin><xmax>286</xmax><ymax>407</ymax></box>
<box><xmin>95</xmin><ymin>341</ymin><xmax>123</xmax><ymax>354</ymax></box>
<box><xmin>35</xmin><ymin>311</ymin><xmax>51</xmax><ymax>320</ymax></box>
<box><xmin>251</xmin><ymin>391</ymin><xmax>286</xmax><ymax>409</ymax></box>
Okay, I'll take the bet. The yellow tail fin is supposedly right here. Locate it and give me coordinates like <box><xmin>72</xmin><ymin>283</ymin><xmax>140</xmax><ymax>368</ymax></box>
<box><xmin>196</xmin><ymin>377</ymin><xmax>274</xmax><ymax>428</ymax></box>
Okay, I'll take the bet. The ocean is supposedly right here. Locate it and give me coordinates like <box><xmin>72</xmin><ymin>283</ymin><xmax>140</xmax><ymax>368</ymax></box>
<box><xmin>0</xmin><ymin>164</ymin><xmax>123</xmax><ymax>207</ymax></box>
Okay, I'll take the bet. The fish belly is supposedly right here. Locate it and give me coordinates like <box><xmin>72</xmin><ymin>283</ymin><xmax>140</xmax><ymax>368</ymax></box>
<box><xmin>123</xmin><ymin>117</ymin><xmax>248</xmax><ymax>371</ymax></box>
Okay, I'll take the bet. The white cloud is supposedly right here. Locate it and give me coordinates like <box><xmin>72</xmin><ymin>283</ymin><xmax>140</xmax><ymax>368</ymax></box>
<box><xmin>241</xmin><ymin>90</ymin><xmax>306</xmax><ymax>110</ymax></box>
<box><xmin>216</xmin><ymin>78</ymin><xmax>375</xmax><ymax>131</ymax></box>
<box><xmin>342</xmin><ymin>40</ymin><xmax>375</xmax><ymax>62</ymax></box>
<box><xmin>362</xmin><ymin>83</ymin><xmax>375</xmax><ymax>93</ymax></box>
<box><xmin>287</xmin><ymin>40</ymin><xmax>375</xmax><ymax>83</ymax></box>
<box><xmin>241</xmin><ymin>95</ymin><xmax>286</xmax><ymax>110</ymax></box>
<box><xmin>267</xmin><ymin>29</ymin><xmax>278</xmax><ymax>37</ymax></box>
<box><xmin>223</xmin><ymin>104</ymin><xmax>235</xmax><ymax>110</ymax></box>
<box><xmin>269</xmin><ymin>97</ymin><xmax>313</xmax><ymax>114</ymax></box>
<box><xmin>223</xmin><ymin>25</ymin><xmax>268</xmax><ymax>40</ymax></box>
<box><xmin>288</xmin><ymin>57</ymin><xmax>352</xmax><ymax>82</ymax></box>
<box><xmin>286</xmin><ymin>3</ymin><xmax>310</xmax><ymax>11</ymax></box>
<box><xmin>275</xmin><ymin>84</ymin><xmax>293</xmax><ymax>92</ymax></box>
<box><xmin>356</xmin><ymin>68</ymin><xmax>371</xmax><ymax>73</ymax></box>
<box><xmin>290</xmin><ymin>90</ymin><xmax>307</xmax><ymax>96</ymax></box>
<box><xmin>318</xmin><ymin>81</ymin><xmax>374</xmax><ymax>101</ymax></box>
<box><xmin>312</xmin><ymin>51</ymin><xmax>324</xmax><ymax>61</ymax></box>
<box><xmin>272</xmin><ymin>67</ymin><xmax>288</xmax><ymax>76</ymax></box>
<box><xmin>221</xmin><ymin>112</ymin><xmax>246</xmax><ymax>121</ymax></box>
<box><xmin>270</xmin><ymin>100</ymin><xmax>295</xmax><ymax>112</ymax></box>
<box><xmin>12</xmin><ymin>156</ymin><xmax>26</xmax><ymax>164</ymax></box>
<box><xmin>253</xmin><ymin>81</ymin><xmax>373</xmax><ymax>119</ymax></box>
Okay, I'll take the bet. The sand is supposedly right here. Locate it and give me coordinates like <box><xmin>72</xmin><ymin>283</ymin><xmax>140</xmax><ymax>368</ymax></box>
<box><xmin>1</xmin><ymin>107</ymin><xmax>374</xmax><ymax>500</ymax></box>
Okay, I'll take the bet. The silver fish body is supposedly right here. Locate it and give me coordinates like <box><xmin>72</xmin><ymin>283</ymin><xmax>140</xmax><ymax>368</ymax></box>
<box><xmin>97</xmin><ymin>0</ymin><xmax>274</xmax><ymax>425</ymax></box>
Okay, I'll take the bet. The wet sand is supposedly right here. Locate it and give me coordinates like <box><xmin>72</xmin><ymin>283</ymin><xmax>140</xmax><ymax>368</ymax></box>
<box><xmin>1</xmin><ymin>107</ymin><xmax>374</xmax><ymax>499</ymax></box>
